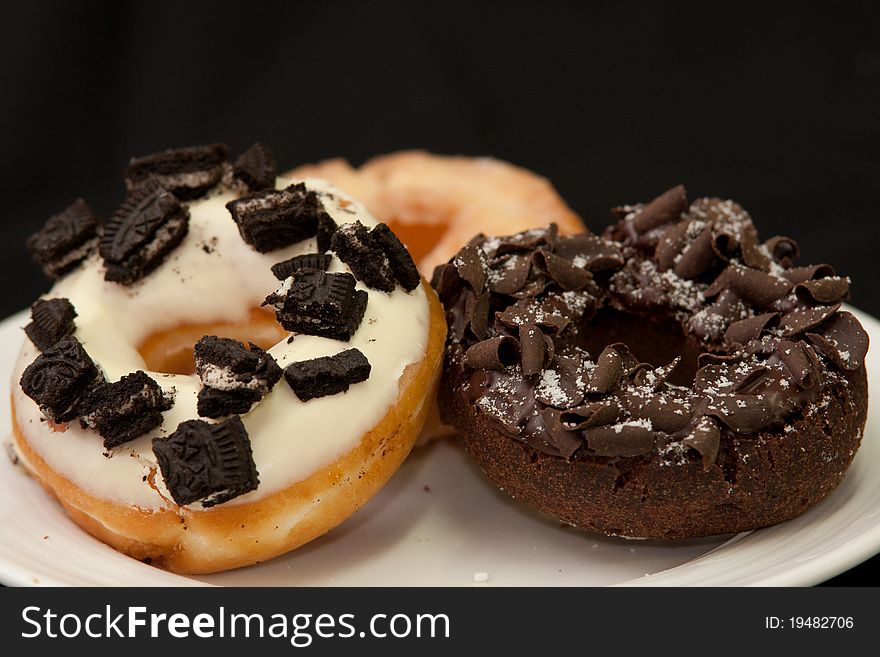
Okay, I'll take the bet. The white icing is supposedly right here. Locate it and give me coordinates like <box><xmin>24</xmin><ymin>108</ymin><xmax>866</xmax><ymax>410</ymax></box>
<box><xmin>12</xmin><ymin>178</ymin><xmax>429</xmax><ymax>510</ymax></box>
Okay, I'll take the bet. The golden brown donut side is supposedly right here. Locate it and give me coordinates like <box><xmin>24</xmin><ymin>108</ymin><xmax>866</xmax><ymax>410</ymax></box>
<box><xmin>12</xmin><ymin>281</ymin><xmax>446</xmax><ymax>574</ymax></box>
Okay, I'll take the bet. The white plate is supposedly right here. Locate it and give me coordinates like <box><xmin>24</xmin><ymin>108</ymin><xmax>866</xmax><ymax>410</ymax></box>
<box><xmin>0</xmin><ymin>307</ymin><xmax>877</xmax><ymax>587</ymax></box>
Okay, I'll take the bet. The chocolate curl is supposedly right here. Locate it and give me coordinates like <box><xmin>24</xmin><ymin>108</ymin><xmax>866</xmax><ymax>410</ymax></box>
<box><xmin>739</xmin><ymin>225</ymin><xmax>772</xmax><ymax>271</ymax></box>
<box><xmin>519</xmin><ymin>323</ymin><xmax>546</xmax><ymax>376</ymax></box>
<box><xmin>584</xmin><ymin>423</ymin><xmax>656</xmax><ymax>457</ymax></box>
<box><xmin>764</xmin><ymin>236</ymin><xmax>800</xmax><ymax>267</ymax></box>
<box><xmin>689</xmin><ymin>289</ymin><xmax>744</xmax><ymax>341</ymax></box>
<box><xmin>431</xmin><ymin>262</ymin><xmax>464</xmax><ymax>301</ymax></box>
<box><xmin>624</xmin><ymin>391</ymin><xmax>692</xmax><ymax>432</ymax></box>
<box><xmin>794</xmin><ymin>277</ymin><xmax>850</xmax><ymax>305</ymax></box>
<box><xmin>705</xmin><ymin>264</ymin><xmax>793</xmax><ymax>308</ymax></box>
<box><xmin>632</xmin><ymin>356</ymin><xmax>682</xmax><ymax>391</ymax></box>
<box><xmin>806</xmin><ymin>311</ymin><xmax>869</xmax><ymax>371</ymax></box>
<box><xmin>697</xmin><ymin>351</ymin><xmax>744</xmax><ymax>369</ymax></box>
<box><xmin>533</xmin><ymin>249</ymin><xmax>593</xmax><ymax>291</ymax></box>
<box><xmin>695</xmin><ymin>361</ymin><xmax>769</xmax><ymax>395</ymax></box>
<box><xmin>587</xmin><ymin>346</ymin><xmax>624</xmax><ymax>393</ymax></box>
<box><xmin>465</xmin><ymin>290</ymin><xmax>491</xmax><ymax>340</ymax></box>
<box><xmin>476</xmin><ymin>384</ymin><xmax>531</xmax><ymax>435</ymax></box>
<box><xmin>539</xmin><ymin>408</ymin><xmax>584</xmax><ymax>459</ymax></box>
<box><xmin>560</xmin><ymin>400</ymin><xmax>621</xmax><ymax>430</ymax></box>
<box><xmin>783</xmin><ymin>263</ymin><xmax>835</xmax><ymax>285</ymax></box>
<box><xmin>704</xmin><ymin>395</ymin><xmax>773</xmax><ymax>434</ymax></box>
<box><xmin>655</xmin><ymin>221</ymin><xmax>690</xmax><ymax>270</ymax></box>
<box><xmin>555</xmin><ymin>234</ymin><xmax>624</xmax><ymax>271</ymax></box>
<box><xmin>724</xmin><ymin>312</ymin><xmax>780</xmax><ymax>345</ymax></box>
<box><xmin>632</xmin><ymin>185</ymin><xmax>688</xmax><ymax>233</ymax></box>
<box><xmin>776</xmin><ymin>339</ymin><xmax>821</xmax><ymax>389</ymax></box>
<box><xmin>681</xmin><ymin>416</ymin><xmax>721</xmax><ymax>471</ymax></box>
<box><xmin>733</xmin><ymin>365</ymin><xmax>772</xmax><ymax>395</ymax></box>
<box><xmin>463</xmin><ymin>336</ymin><xmax>520</xmax><ymax>370</ymax></box>
<box><xmin>710</xmin><ymin>226</ymin><xmax>741</xmax><ymax>262</ymax></box>
<box><xmin>487</xmin><ymin>253</ymin><xmax>531</xmax><ymax>294</ymax></box>
<box><xmin>779</xmin><ymin>303</ymin><xmax>841</xmax><ymax>336</ymax></box>
<box><xmin>453</xmin><ymin>244</ymin><xmax>487</xmax><ymax>293</ymax></box>
<box><xmin>673</xmin><ymin>224</ymin><xmax>717</xmax><ymax>279</ymax></box>
<box><xmin>493</xmin><ymin>224</ymin><xmax>558</xmax><ymax>257</ymax></box>
<box><xmin>496</xmin><ymin>298</ymin><xmax>570</xmax><ymax>334</ymax></box>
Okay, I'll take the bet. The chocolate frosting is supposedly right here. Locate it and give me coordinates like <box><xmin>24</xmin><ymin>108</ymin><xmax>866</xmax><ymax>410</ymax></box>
<box><xmin>436</xmin><ymin>184</ymin><xmax>869</xmax><ymax>467</ymax></box>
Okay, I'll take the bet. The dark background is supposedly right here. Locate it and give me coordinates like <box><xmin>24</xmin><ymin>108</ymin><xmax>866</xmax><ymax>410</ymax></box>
<box><xmin>1</xmin><ymin>1</ymin><xmax>877</xmax><ymax>585</ymax></box>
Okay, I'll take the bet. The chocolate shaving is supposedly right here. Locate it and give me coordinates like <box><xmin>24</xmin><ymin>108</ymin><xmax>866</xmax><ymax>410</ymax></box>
<box><xmin>271</xmin><ymin>253</ymin><xmax>332</xmax><ymax>280</ymax></box>
<box><xmin>732</xmin><ymin>366</ymin><xmax>772</xmax><ymax>395</ymax></box>
<box><xmin>555</xmin><ymin>234</ymin><xmax>624</xmax><ymax>271</ymax></box>
<box><xmin>25</xmin><ymin>298</ymin><xmax>78</xmax><ymax>351</ymax></box>
<box><xmin>704</xmin><ymin>395</ymin><xmax>773</xmax><ymax>434</ymax></box>
<box><xmin>632</xmin><ymin>357</ymin><xmax>681</xmax><ymax>391</ymax></box>
<box><xmin>673</xmin><ymin>224</ymin><xmax>717</xmax><ymax>279</ymax></box>
<box><xmin>779</xmin><ymin>303</ymin><xmax>841</xmax><ymax>336</ymax></box>
<box><xmin>487</xmin><ymin>253</ymin><xmax>531</xmax><ymax>294</ymax></box>
<box><xmin>464</xmin><ymin>336</ymin><xmax>520</xmax><ymax>370</ymax></box>
<box><xmin>776</xmin><ymin>339</ymin><xmax>821</xmax><ymax>389</ymax></box>
<box><xmin>655</xmin><ymin>221</ymin><xmax>690</xmax><ymax>270</ymax></box>
<box><xmin>538</xmin><ymin>408</ymin><xmax>583</xmax><ymax>459</ymax></box>
<box><xmin>696</xmin><ymin>351</ymin><xmax>744</xmax><ymax>369</ymax></box>
<box><xmin>492</xmin><ymin>225</ymin><xmax>558</xmax><ymax>257</ymax></box>
<box><xmin>535</xmin><ymin>361</ymin><xmax>585</xmax><ymax>409</ymax></box>
<box><xmin>227</xmin><ymin>182</ymin><xmax>325</xmax><ymax>253</ymax></box>
<box><xmin>467</xmin><ymin>290</ymin><xmax>492</xmax><ymax>340</ymax></box>
<box><xmin>560</xmin><ymin>400</ymin><xmax>620</xmax><ymax>429</ymax></box>
<box><xmin>453</xmin><ymin>243</ymin><xmax>488</xmax><ymax>293</ymax></box>
<box><xmin>794</xmin><ymin>277</ymin><xmax>850</xmax><ymax>305</ymax></box>
<box><xmin>27</xmin><ymin>198</ymin><xmax>101</xmax><ymax>280</ymax></box>
<box><xmin>431</xmin><ymin>262</ymin><xmax>462</xmax><ymax>300</ymax></box>
<box><xmin>764</xmin><ymin>236</ymin><xmax>800</xmax><ymax>267</ymax></box>
<box><xmin>496</xmin><ymin>298</ymin><xmax>570</xmax><ymax>334</ymax></box>
<box><xmin>705</xmin><ymin>264</ymin><xmax>793</xmax><ymax>309</ymax></box>
<box><xmin>152</xmin><ymin>415</ymin><xmax>258</xmax><ymax>507</ymax></box>
<box><xmin>806</xmin><ymin>311</ymin><xmax>869</xmax><ymax>371</ymax></box>
<box><xmin>783</xmin><ymin>263</ymin><xmax>835</xmax><ymax>285</ymax></box>
<box><xmin>518</xmin><ymin>323</ymin><xmax>546</xmax><ymax>376</ymax></box>
<box><xmin>624</xmin><ymin>390</ymin><xmax>692</xmax><ymax>433</ymax></box>
<box><xmin>724</xmin><ymin>312</ymin><xmax>780</xmax><ymax>345</ymax></box>
<box><xmin>739</xmin><ymin>225</ymin><xmax>772</xmax><ymax>271</ymax></box>
<box><xmin>586</xmin><ymin>345</ymin><xmax>624</xmax><ymax>393</ymax></box>
<box><xmin>689</xmin><ymin>289</ymin><xmax>745</xmax><ymax>341</ymax></box>
<box><xmin>681</xmin><ymin>416</ymin><xmax>721</xmax><ymax>471</ymax></box>
<box><xmin>533</xmin><ymin>250</ymin><xmax>592</xmax><ymax>291</ymax></box>
<box><xmin>585</xmin><ymin>423</ymin><xmax>656</xmax><ymax>457</ymax></box>
<box><xmin>632</xmin><ymin>185</ymin><xmax>687</xmax><ymax>233</ymax></box>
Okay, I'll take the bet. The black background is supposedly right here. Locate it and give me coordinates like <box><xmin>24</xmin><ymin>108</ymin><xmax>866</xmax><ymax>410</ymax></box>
<box><xmin>1</xmin><ymin>1</ymin><xmax>877</xmax><ymax>585</ymax></box>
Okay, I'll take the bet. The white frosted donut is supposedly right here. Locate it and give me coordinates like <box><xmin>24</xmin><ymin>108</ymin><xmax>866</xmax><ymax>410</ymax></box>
<box><xmin>10</xmin><ymin>171</ymin><xmax>446</xmax><ymax>574</ymax></box>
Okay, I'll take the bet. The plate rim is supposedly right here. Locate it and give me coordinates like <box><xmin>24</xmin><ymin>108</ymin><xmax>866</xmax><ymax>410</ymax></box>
<box><xmin>1</xmin><ymin>305</ymin><xmax>877</xmax><ymax>587</ymax></box>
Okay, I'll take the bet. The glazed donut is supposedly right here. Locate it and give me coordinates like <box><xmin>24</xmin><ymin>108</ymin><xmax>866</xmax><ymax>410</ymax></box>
<box><xmin>288</xmin><ymin>150</ymin><xmax>585</xmax><ymax>275</ymax></box>
<box><xmin>10</xmin><ymin>143</ymin><xmax>446</xmax><ymax>573</ymax></box>
<box><xmin>434</xmin><ymin>185</ymin><xmax>869</xmax><ymax>539</ymax></box>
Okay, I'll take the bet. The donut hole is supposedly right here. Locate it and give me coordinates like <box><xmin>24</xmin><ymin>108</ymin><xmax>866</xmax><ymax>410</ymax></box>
<box><xmin>576</xmin><ymin>307</ymin><xmax>704</xmax><ymax>385</ymax></box>
<box><xmin>386</xmin><ymin>219</ymin><xmax>449</xmax><ymax>266</ymax></box>
<box><xmin>136</xmin><ymin>308</ymin><xmax>287</xmax><ymax>375</ymax></box>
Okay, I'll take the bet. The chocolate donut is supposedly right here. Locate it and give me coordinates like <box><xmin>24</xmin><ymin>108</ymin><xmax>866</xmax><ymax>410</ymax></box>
<box><xmin>433</xmin><ymin>186</ymin><xmax>869</xmax><ymax>539</ymax></box>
